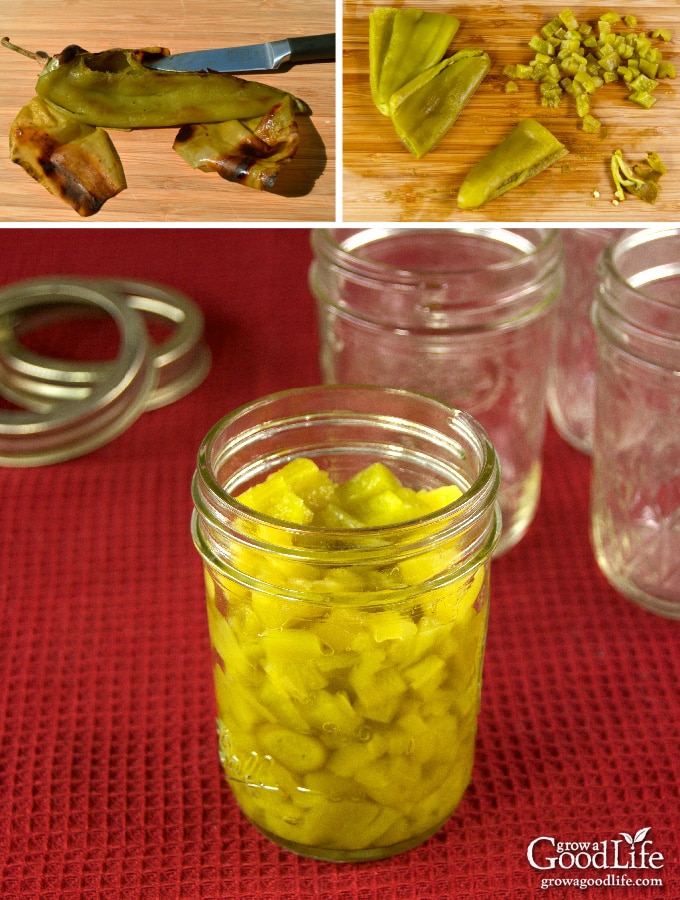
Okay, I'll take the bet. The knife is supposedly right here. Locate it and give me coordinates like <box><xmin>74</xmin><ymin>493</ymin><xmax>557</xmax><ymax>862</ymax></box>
<box><xmin>143</xmin><ymin>33</ymin><xmax>335</xmax><ymax>74</ymax></box>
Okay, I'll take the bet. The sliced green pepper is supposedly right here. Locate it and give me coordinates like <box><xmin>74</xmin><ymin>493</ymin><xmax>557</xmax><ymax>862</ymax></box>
<box><xmin>457</xmin><ymin>118</ymin><xmax>569</xmax><ymax>209</ymax></box>
<box><xmin>369</xmin><ymin>7</ymin><xmax>460</xmax><ymax>116</ymax></box>
<box><xmin>173</xmin><ymin>95</ymin><xmax>300</xmax><ymax>191</ymax></box>
<box><xmin>9</xmin><ymin>96</ymin><xmax>126</xmax><ymax>216</ymax></box>
<box><xmin>389</xmin><ymin>49</ymin><xmax>491</xmax><ymax>158</ymax></box>
<box><xmin>35</xmin><ymin>45</ymin><xmax>312</xmax><ymax>129</ymax></box>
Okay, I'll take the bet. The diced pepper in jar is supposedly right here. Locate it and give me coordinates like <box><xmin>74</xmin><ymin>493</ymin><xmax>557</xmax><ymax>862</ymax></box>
<box><xmin>204</xmin><ymin>458</ymin><xmax>490</xmax><ymax>858</ymax></box>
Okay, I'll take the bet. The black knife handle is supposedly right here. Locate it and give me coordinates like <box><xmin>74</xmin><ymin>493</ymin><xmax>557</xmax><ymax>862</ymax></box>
<box><xmin>288</xmin><ymin>33</ymin><xmax>335</xmax><ymax>63</ymax></box>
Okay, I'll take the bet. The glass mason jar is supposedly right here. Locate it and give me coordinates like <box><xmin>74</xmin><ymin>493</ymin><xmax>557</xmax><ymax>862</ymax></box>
<box><xmin>192</xmin><ymin>385</ymin><xmax>501</xmax><ymax>861</ymax></box>
<box><xmin>309</xmin><ymin>227</ymin><xmax>562</xmax><ymax>555</ymax></box>
<box><xmin>547</xmin><ymin>227</ymin><xmax>619</xmax><ymax>454</ymax></box>
<box><xmin>591</xmin><ymin>228</ymin><xmax>680</xmax><ymax>618</ymax></box>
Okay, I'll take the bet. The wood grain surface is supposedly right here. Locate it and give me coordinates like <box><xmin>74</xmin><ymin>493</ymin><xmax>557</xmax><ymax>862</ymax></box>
<box><xmin>343</xmin><ymin>1</ymin><xmax>680</xmax><ymax>223</ymax></box>
<box><xmin>1</xmin><ymin>0</ymin><xmax>335</xmax><ymax>223</ymax></box>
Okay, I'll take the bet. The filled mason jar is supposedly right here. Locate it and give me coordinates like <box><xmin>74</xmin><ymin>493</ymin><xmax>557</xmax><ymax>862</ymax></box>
<box><xmin>192</xmin><ymin>385</ymin><xmax>501</xmax><ymax>861</ymax></box>
<box><xmin>591</xmin><ymin>228</ymin><xmax>680</xmax><ymax>619</ymax></box>
<box><xmin>547</xmin><ymin>227</ymin><xmax>619</xmax><ymax>454</ymax></box>
<box><xmin>309</xmin><ymin>228</ymin><xmax>562</xmax><ymax>555</ymax></box>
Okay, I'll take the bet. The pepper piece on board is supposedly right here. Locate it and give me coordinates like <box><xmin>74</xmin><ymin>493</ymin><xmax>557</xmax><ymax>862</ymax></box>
<box><xmin>457</xmin><ymin>118</ymin><xmax>569</xmax><ymax>209</ymax></box>
<box><xmin>389</xmin><ymin>49</ymin><xmax>491</xmax><ymax>158</ymax></box>
<box><xmin>369</xmin><ymin>7</ymin><xmax>460</xmax><ymax>116</ymax></box>
<box><xmin>9</xmin><ymin>96</ymin><xmax>126</xmax><ymax>216</ymax></box>
<box><xmin>35</xmin><ymin>45</ymin><xmax>312</xmax><ymax>129</ymax></box>
<box><xmin>610</xmin><ymin>148</ymin><xmax>666</xmax><ymax>203</ymax></box>
<box><xmin>173</xmin><ymin>95</ymin><xmax>300</xmax><ymax>191</ymax></box>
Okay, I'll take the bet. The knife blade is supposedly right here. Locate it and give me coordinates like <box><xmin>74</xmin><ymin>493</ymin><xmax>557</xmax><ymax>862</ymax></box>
<box><xmin>143</xmin><ymin>33</ymin><xmax>335</xmax><ymax>74</ymax></box>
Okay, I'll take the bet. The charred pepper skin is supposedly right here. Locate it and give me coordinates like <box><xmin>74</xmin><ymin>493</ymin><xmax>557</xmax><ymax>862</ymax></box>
<box><xmin>370</xmin><ymin>8</ymin><xmax>460</xmax><ymax>116</ymax></box>
<box><xmin>36</xmin><ymin>45</ymin><xmax>312</xmax><ymax>129</ymax></box>
<box><xmin>389</xmin><ymin>49</ymin><xmax>491</xmax><ymax>158</ymax></box>
<box><xmin>457</xmin><ymin>118</ymin><xmax>569</xmax><ymax>209</ymax></box>
<box><xmin>173</xmin><ymin>95</ymin><xmax>301</xmax><ymax>191</ymax></box>
<box><xmin>9</xmin><ymin>96</ymin><xmax>126</xmax><ymax>216</ymax></box>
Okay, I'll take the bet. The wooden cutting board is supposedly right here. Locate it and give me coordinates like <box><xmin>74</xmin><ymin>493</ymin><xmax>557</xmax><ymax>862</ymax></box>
<box><xmin>1</xmin><ymin>0</ymin><xmax>335</xmax><ymax>222</ymax></box>
<box><xmin>343</xmin><ymin>0</ymin><xmax>680</xmax><ymax>222</ymax></box>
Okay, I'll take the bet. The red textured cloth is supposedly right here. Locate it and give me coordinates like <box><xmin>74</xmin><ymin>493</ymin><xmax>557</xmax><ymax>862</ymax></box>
<box><xmin>1</xmin><ymin>228</ymin><xmax>678</xmax><ymax>899</ymax></box>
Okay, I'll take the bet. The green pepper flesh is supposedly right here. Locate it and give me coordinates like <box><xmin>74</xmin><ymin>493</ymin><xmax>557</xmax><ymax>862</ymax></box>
<box><xmin>369</xmin><ymin>8</ymin><xmax>460</xmax><ymax>116</ymax></box>
<box><xmin>457</xmin><ymin>118</ymin><xmax>569</xmax><ymax>209</ymax></box>
<box><xmin>389</xmin><ymin>49</ymin><xmax>491</xmax><ymax>158</ymax></box>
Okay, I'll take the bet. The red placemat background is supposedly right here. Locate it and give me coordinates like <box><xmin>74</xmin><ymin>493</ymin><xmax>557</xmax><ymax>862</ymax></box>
<box><xmin>1</xmin><ymin>228</ymin><xmax>678</xmax><ymax>899</ymax></box>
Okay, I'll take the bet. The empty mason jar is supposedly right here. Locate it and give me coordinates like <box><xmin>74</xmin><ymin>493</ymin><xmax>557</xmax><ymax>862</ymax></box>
<box><xmin>191</xmin><ymin>385</ymin><xmax>501</xmax><ymax>860</ymax></box>
<box><xmin>310</xmin><ymin>228</ymin><xmax>563</xmax><ymax>555</ymax></box>
<box><xmin>547</xmin><ymin>228</ymin><xmax>619</xmax><ymax>454</ymax></box>
<box><xmin>591</xmin><ymin>228</ymin><xmax>680</xmax><ymax>618</ymax></box>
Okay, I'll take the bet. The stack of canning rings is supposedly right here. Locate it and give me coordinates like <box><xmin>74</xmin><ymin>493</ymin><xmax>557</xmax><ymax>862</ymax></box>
<box><xmin>0</xmin><ymin>276</ymin><xmax>211</xmax><ymax>466</ymax></box>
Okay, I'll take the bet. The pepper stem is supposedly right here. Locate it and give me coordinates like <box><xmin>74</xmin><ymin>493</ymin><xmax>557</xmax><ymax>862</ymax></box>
<box><xmin>1</xmin><ymin>36</ymin><xmax>51</xmax><ymax>65</ymax></box>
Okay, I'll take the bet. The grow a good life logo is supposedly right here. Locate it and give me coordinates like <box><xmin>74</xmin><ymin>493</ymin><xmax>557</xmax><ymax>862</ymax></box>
<box><xmin>527</xmin><ymin>827</ymin><xmax>665</xmax><ymax>891</ymax></box>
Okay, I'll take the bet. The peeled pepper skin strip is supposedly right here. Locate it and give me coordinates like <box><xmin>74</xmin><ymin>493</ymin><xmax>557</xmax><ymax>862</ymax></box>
<box><xmin>173</xmin><ymin>95</ymin><xmax>300</xmax><ymax>191</ymax></box>
<box><xmin>389</xmin><ymin>49</ymin><xmax>491</xmax><ymax>158</ymax></box>
<box><xmin>610</xmin><ymin>148</ymin><xmax>665</xmax><ymax>203</ymax></box>
<box><xmin>369</xmin><ymin>8</ymin><xmax>460</xmax><ymax>116</ymax></box>
<box><xmin>457</xmin><ymin>118</ymin><xmax>569</xmax><ymax>209</ymax></box>
<box><xmin>9</xmin><ymin>96</ymin><xmax>126</xmax><ymax>216</ymax></box>
<box><xmin>35</xmin><ymin>45</ymin><xmax>312</xmax><ymax>130</ymax></box>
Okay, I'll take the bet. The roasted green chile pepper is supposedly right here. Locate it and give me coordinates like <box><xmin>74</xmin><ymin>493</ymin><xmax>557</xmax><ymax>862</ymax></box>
<box><xmin>35</xmin><ymin>45</ymin><xmax>312</xmax><ymax>129</ymax></box>
<box><xmin>370</xmin><ymin>7</ymin><xmax>460</xmax><ymax>116</ymax></box>
<box><xmin>9</xmin><ymin>95</ymin><xmax>126</xmax><ymax>216</ymax></box>
<box><xmin>173</xmin><ymin>95</ymin><xmax>301</xmax><ymax>191</ymax></box>
<box><xmin>457</xmin><ymin>118</ymin><xmax>569</xmax><ymax>209</ymax></box>
<box><xmin>389</xmin><ymin>49</ymin><xmax>491</xmax><ymax>158</ymax></box>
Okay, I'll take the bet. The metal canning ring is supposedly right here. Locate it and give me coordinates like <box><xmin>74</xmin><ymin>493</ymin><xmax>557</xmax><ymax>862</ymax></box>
<box><xmin>0</xmin><ymin>277</ymin><xmax>156</xmax><ymax>466</ymax></box>
<box><xmin>108</xmin><ymin>279</ymin><xmax>211</xmax><ymax>410</ymax></box>
<box><xmin>0</xmin><ymin>278</ymin><xmax>210</xmax><ymax>412</ymax></box>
